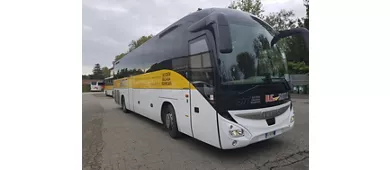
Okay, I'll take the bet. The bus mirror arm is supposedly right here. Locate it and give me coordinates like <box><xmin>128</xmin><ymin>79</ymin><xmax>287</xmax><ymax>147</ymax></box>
<box><xmin>271</xmin><ymin>27</ymin><xmax>309</xmax><ymax>49</ymax></box>
<box><xmin>189</xmin><ymin>12</ymin><xmax>233</xmax><ymax>53</ymax></box>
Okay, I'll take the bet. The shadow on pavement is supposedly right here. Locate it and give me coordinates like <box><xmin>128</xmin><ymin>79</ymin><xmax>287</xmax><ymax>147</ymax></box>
<box><xmin>119</xmin><ymin>107</ymin><xmax>286</xmax><ymax>158</ymax></box>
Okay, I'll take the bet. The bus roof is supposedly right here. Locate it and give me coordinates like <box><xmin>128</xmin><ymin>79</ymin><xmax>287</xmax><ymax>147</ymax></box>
<box><xmin>112</xmin><ymin>8</ymin><xmax>274</xmax><ymax>77</ymax></box>
<box><xmin>113</xmin><ymin>8</ymin><xmax>262</xmax><ymax>65</ymax></box>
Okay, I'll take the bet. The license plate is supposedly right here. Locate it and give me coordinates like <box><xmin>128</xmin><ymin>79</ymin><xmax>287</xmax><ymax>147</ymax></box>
<box><xmin>265</xmin><ymin>131</ymin><xmax>276</xmax><ymax>138</ymax></box>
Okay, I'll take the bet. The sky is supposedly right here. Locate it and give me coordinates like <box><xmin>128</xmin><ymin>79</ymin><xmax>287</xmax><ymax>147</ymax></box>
<box><xmin>82</xmin><ymin>0</ymin><xmax>306</xmax><ymax>75</ymax></box>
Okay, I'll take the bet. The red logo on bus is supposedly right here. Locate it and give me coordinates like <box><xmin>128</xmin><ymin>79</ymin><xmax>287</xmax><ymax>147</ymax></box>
<box><xmin>265</xmin><ymin>94</ymin><xmax>280</xmax><ymax>103</ymax></box>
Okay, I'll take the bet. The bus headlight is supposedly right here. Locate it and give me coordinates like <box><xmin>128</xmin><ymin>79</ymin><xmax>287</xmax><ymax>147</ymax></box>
<box><xmin>290</xmin><ymin>115</ymin><xmax>295</xmax><ymax>123</ymax></box>
<box><xmin>229</xmin><ymin>129</ymin><xmax>244</xmax><ymax>137</ymax></box>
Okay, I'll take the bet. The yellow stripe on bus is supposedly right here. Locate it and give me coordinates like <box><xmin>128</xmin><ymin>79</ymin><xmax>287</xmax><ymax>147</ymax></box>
<box><xmin>113</xmin><ymin>77</ymin><xmax>129</xmax><ymax>89</ymax></box>
<box><xmin>113</xmin><ymin>70</ymin><xmax>195</xmax><ymax>89</ymax></box>
<box><xmin>104</xmin><ymin>85</ymin><xmax>114</xmax><ymax>90</ymax></box>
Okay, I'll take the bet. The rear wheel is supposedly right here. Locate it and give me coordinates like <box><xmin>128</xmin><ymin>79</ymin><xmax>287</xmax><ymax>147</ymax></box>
<box><xmin>121</xmin><ymin>97</ymin><xmax>130</xmax><ymax>113</ymax></box>
<box><xmin>163</xmin><ymin>104</ymin><xmax>182</xmax><ymax>138</ymax></box>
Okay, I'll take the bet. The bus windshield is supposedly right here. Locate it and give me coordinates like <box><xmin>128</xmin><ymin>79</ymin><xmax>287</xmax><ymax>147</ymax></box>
<box><xmin>217</xmin><ymin>21</ymin><xmax>288</xmax><ymax>86</ymax></box>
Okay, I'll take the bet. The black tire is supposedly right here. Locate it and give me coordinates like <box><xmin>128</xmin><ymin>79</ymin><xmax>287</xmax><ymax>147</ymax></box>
<box><xmin>163</xmin><ymin>104</ymin><xmax>182</xmax><ymax>138</ymax></box>
<box><xmin>121</xmin><ymin>97</ymin><xmax>130</xmax><ymax>113</ymax></box>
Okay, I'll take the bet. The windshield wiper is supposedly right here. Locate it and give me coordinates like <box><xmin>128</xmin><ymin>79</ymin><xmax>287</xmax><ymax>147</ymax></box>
<box><xmin>235</xmin><ymin>77</ymin><xmax>291</xmax><ymax>95</ymax></box>
<box><xmin>238</xmin><ymin>84</ymin><xmax>261</xmax><ymax>95</ymax></box>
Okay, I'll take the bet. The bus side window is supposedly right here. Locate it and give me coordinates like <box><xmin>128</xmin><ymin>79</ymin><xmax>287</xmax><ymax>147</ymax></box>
<box><xmin>172</xmin><ymin>57</ymin><xmax>189</xmax><ymax>78</ymax></box>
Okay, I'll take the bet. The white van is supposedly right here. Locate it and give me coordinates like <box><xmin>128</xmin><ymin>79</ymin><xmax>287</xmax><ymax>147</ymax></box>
<box><xmin>90</xmin><ymin>81</ymin><xmax>104</xmax><ymax>92</ymax></box>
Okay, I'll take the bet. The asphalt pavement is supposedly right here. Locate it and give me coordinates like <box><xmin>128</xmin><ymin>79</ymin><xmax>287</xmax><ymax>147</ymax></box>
<box><xmin>82</xmin><ymin>92</ymin><xmax>309</xmax><ymax>170</ymax></box>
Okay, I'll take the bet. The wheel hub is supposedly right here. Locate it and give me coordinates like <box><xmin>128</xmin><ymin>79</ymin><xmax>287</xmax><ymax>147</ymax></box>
<box><xmin>166</xmin><ymin>112</ymin><xmax>172</xmax><ymax>129</ymax></box>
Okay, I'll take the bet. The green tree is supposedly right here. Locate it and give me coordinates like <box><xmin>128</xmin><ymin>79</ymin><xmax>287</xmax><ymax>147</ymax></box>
<box><xmin>128</xmin><ymin>34</ymin><xmax>153</xmax><ymax>52</ymax></box>
<box><xmin>285</xmin><ymin>0</ymin><xmax>309</xmax><ymax>66</ymax></box>
<box><xmin>113</xmin><ymin>34</ymin><xmax>154</xmax><ymax>62</ymax></box>
<box><xmin>92</xmin><ymin>63</ymin><xmax>104</xmax><ymax>79</ymax></box>
<box><xmin>264</xmin><ymin>9</ymin><xmax>297</xmax><ymax>31</ymax></box>
<box><xmin>287</xmin><ymin>61</ymin><xmax>309</xmax><ymax>74</ymax></box>
<box><xmin>297</xmin><ymin>18</ymin><xmax>304</xmax><ymax>27</ymax></box>
<box><xmin>228</xmin><ymin>0</ymin><xmax>265</xmax><ymax>19</ymax></box>
<box><xmin>102</xmin><ymin>67</ymin><xmax>110</xmax><ymax>78</ymax></box>
<box><xmin>114</xmin><ymin>53</ymin><xmax>127</xmax><ymax>62</ymax></box>
<box><xmin>263</xmin><ymin>9</ymin><xmax>297</xmax><ymax>56</ymax></box>
<box><xmin>286</xmin><ymin>36</ymin><xmax>308</xmax><ymax>65</ymax></box>
<box><xmin>304</xmin><ymin>0</ymin><xmax>309</xmax><ymax>29</ymax></box>
<box><xmin>260</xmin><ymin>4</ymin><xmax>308</xmax><ymax>69</ymax></box>
<box><xmin>262</xmin><ymin>9</ymin><xmax>306</xmax><ymax>67</ymax></box>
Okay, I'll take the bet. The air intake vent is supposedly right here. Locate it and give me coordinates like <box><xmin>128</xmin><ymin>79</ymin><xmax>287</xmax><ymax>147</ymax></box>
<box><xmin>266</xmin><ymin>118</ymin><xmax>276</xmax><ymax>126</ymax></box>
<box><xmin>235</xmin><ymin>105</ymin><xmax>290</xmax><ymax>120</ymax></box>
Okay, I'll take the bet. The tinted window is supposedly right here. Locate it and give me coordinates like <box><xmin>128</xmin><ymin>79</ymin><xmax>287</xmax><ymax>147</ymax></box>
<box><xmin>172</xmin><ymin>57</ymin><xmax>188</xmax><ymax>71</ymax></box>
<box><xmin>190</xmin><ymin>55</ymin><xmax>202</xmax><ymax>68</ymax></box>
<box><xmin>171</xmin><ymin>57</ymin><xmax>189</xmax><ymax>77</ymax></box>
<box><xmin>113</xmin><ymin>23</ymin><xmax>189</xmax><ymax>78</ymax></box>
<box><xmin>202</xmin><ymin>53</ymin><xmax>211</xmax><ymax>68</ymax></box>
<box><xmin>190</xmin><ymin>39</ymin><xmax>208</xmax><ymax>55</ymax></box>
<box><xmin>91</xmin><ymin>82</ymin><xmax>96</xmax><ymax>85</ymax></box>
<box><xmin>147</xmin><ymin>59</ymin><xmax>172</xmax><ymax>73</ymax></box>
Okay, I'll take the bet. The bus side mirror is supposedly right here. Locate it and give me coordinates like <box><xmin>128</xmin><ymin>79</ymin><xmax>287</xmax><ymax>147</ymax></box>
<box><xmin>189</xmin><ymin>12</ymin><xmax>233</xmax><ymax>54</ymax></box>
<box><xmin>271</xmin><ymin>27</ymin><xmax>309</xmax><ymax>49</ymax></box>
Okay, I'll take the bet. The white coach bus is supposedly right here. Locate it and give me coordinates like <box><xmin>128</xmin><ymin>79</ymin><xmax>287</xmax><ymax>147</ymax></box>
<box><xmin>112</xmin><ymin>8</ymin><xmax>308</xmax><ymax>149</ymax></box>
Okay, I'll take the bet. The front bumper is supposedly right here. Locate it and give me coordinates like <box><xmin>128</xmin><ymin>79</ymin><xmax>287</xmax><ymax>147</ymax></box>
<box><xmin>218</xmin><ymin>106</ymin><xmax>295</xmax><ymax>149</ymax></box>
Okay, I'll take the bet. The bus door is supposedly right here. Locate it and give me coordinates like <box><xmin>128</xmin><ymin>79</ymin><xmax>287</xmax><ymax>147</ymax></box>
<box><xmin>188</xmin><ymin>34</ymin><xmax>220</xmax><ymax>148</ymax></box>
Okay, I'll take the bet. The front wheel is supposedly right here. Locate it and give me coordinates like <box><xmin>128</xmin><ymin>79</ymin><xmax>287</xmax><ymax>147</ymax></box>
<box><xmin>164</xmin><ymin>104</ymin><xmax>182</xmax><ymax>139</ymax></box>
<box><xmin>121</xmin><ymin>97</ymin><xmax>130</xmax><ymax>113</ymax></box>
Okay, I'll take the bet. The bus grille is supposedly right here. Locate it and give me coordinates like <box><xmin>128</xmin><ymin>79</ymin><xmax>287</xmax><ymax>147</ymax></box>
<box><xmin>235</xmin><ymin>105</ymin><xmax>290</xmax><ymax>120</ymax></box>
